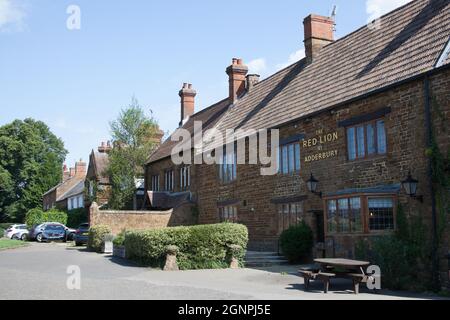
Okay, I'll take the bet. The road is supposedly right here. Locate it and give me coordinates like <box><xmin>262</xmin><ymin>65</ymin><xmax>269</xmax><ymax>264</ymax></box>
<box><xmin>0</xmin><ymin>242</ymin><xmax>443</xmax><ymax>300</ymax></box>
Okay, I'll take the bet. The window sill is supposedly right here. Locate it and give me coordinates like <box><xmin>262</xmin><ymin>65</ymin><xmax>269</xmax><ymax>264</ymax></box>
<box><xmin>327</xmin><ymin>230</ymin><xmax>395</xmax><ymax>236</ymax></box>
<box><xmin>345</xmin><ymin>154</ymin><xmax>387</xmax><ymax>164</ymax></box>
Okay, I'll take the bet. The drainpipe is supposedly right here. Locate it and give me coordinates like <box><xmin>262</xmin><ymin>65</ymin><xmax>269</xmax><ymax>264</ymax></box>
<box><xmin>423</xmin><ymin>75</ymin><xmax>440</xmax><ymax>290</ymax></box>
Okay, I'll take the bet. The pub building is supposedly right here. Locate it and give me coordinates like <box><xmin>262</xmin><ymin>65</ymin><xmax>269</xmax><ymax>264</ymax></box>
<box><xmin>145</xmin><ymin>0</ymin><xmax>450</xmax><ymax>283</ymax></box>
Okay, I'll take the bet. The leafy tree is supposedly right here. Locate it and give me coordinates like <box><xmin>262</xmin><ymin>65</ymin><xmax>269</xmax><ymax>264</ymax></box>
<box><xmin>0</xmin><ymin>119</ymin><xmax>67</xmax><ymax>222</ymax></box>
<box><xmin>107</xmin><ymin>97</ymin><xmax>160</xmax><ymax>210</ymax></box>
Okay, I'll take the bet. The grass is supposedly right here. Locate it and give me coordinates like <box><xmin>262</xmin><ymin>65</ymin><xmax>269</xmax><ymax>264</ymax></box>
<box><xmin>0</xmin><ymin>238</ymin><xmax>28</xmax><ymax>251</ymax></box>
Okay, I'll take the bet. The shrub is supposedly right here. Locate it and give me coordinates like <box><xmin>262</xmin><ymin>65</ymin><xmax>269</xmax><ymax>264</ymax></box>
<box><xmin>25</xmin><ymin>208</ymin><xmax>67</xmax><ymax>227</ymax></box>
<box><xmin>279</xmin><ymin>222</ymin><xmax>314</xmax><ymax>263</ymax></box>
<box><xmin>67</xmin><ymin>208</ymin><xmax>88</xmax><ymax>228</ymax></box>
<box><xmin>125</xmin><ymin>223</ymin><xmax>248</xmax><ymax>270</ymax></box>
<box><xmin>355</xmin><ymin>204</ymin><xmax>432</xmax><ymax>291</ymax></box>
<box><xmin>88</xmin><ymin>225</ymin><xmax>112</xmax><ymax>253</ymax></box>
<box><xmin>113</xmin><ymin>230</ymin><xmax>127</xmax><ymax>247</ymax></box>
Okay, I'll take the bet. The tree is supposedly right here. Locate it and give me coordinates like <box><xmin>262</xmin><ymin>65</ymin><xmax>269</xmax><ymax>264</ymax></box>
<box><xmin>0</xmin><ymin>119</ymin><xmax>67</xmax><ymax>222</ymax></box>
<box><xmin>107</xmin><ymin>97</ymin><xmax>160</xmax><ymax>210</ymax></box>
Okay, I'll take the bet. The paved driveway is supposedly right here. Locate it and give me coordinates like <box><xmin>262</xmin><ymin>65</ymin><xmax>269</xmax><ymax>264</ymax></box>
<box><xmin>0</xmin><ymin>243</ymin><xmax>443</xmax><ymax>300</ymax></box>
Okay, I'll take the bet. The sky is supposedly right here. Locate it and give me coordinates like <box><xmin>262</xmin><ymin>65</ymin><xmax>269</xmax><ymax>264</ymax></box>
<box><xmin>0</xmin><ymin>0</ymin><xmax>412</xmax><ymax>166</ymax></box>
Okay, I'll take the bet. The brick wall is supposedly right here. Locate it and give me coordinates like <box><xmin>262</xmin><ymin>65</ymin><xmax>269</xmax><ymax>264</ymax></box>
<box><xmin>89</xmin><ymin>202</ymin><xmax>197</xmax><ymax>235</ymax></box>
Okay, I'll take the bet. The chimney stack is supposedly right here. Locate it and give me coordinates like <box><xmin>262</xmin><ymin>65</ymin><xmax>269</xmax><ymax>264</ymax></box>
<box><xmin>246</xmin><ymin>74</ymin><xmax>260</xmax><ymax>92</ymax></box>
<box><xmin>62</xmin><ymin>164</ymin><xmax>70</xmax><ymax>182</ymax></box>
<box><xmin>226</xmin><ymin>58</ymin><xmax>248</xmax><ymax>104</ymax></box>
<box><xmin>179</xmin><ymin>83</ymin><xmax>196</xmax><ymax>126</ymax></box>
<box><xmin>98</xmin><ymin>141</ymin><xmax>112</xmax><ymax>153</ymax></box>
<box><xmin>69</xmin><ymin>167</ymin><xmax>75</xmax><ymax>178</ymax></box>
<box><xmin>75</xmin><ymin>159</ymin><xmax>87</xmax><ymax>177</ymax></box>
<box><xmin>303</xmin><ymin>14</ymin><xmax>335</xmax><ymax>63</ymax></box>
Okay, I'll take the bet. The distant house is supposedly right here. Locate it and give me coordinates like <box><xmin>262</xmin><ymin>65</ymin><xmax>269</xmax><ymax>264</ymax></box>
<box><xmin>43</xmin><ymin>160</ymin><xmax>87</xmax><ymax>211</ymax></box>
<box><xmin>85</xmin><ymin>142</ymin><xmax>112</xmax><ymax>209</ymax></box>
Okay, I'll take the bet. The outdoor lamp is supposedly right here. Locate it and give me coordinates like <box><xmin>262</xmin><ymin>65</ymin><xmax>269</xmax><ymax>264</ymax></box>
<box><xmin>306</xmin><ymin>173</ymin><xmax>322</xmax><ymax>198</ymax></box>
<box><xmin>401</xmin><ymin>171</ymin><xmax>423</xmax><ymax>203</ymax></box>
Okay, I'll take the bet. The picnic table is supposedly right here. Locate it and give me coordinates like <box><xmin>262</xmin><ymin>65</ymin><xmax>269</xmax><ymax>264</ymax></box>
<box><xmin>298</xmin><ymin>258</ymin><xmax>371</xmax><ymax>294</ymax></box>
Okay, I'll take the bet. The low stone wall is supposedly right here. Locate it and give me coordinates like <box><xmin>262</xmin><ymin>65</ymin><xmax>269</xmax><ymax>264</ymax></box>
<box><xmin>89</xmin><ymin>202</ymin><xmax>196</xmax><ymax>234</ymax></box>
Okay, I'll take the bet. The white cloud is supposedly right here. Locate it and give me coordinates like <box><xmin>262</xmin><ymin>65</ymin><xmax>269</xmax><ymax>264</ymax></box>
<box><xmin>247</xmin><ymin>58</ymin><xmax>267</xmax><ymax>75</ymax></box>
<box><xmin>366</xmin><ymin>0</ymin><xmax>412</xmax><ymax>20</ymax></box>
<box><xmin>0</xmin><ymin>0</ymin><xmax>27</xmax><ymax>32</ymax></box>
<box><xmin>276</xmin><ymin>49</ymin><xmax>305</xmax><ymax>71</ymax></box>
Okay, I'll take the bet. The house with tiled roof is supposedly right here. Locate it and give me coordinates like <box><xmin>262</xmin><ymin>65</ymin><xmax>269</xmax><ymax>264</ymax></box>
<box><xmin>43</xmin><ymin>160</ymin><xmax>86</xmax><ymax>211</ymax></box>
<box><xmin>145</xmin><ymin>0</ymin><xmax>450</xmax><ymax>284</ymax></box>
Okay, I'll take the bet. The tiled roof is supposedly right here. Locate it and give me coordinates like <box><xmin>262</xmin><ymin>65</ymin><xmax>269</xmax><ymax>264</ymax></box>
<box><xmin>57</xmin><ymin>180</ymin><xmax>85</xmax><ymax>201</ymax></box>
<box><xmin>92</xmin><ymin>151</ymin><xmax>110</xmax><ymax>184</ymax></box>
<box><xmin>205</xmin><ymin>0</ymin><xmax>450</xmax><ymax>149</ymax></box>
<box><xmin>147</xmin><ymin>98</ymin><xmax>229</xmax><ymax>163</ymax></box>
<box><xmin>146</xmin><ymin>191</ymin><xmax>192</xmax><ymax>209</ymax></box>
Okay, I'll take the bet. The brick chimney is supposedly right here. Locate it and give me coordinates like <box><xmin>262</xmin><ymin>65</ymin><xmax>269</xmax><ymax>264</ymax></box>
<box><xmin>75</xmin><ymin>159</ymin><xmax>87</xmax><ymax>177</ymax></box>
<box><xmin>303</xmin><ymin>14</ymin><xmax>335</xmax><ymax>63</ymax></box>
<box><xmin>179</xmin><ymin>83</ymin><xmax>196</xmax><ymax>126</ymax></box>
<box><xmin>98</xmin><ymin>141</ymin><xmax>112</xmax><ymax>153</ymax></box>
<box><xmin>246</xmin><ymin>74</ymin><xmax>260</xmax><ymax>92</ymax></box>
<box><xmin>226</xmin><ymin>58</ymin><xmax>248</xmax><ymax>104</ymax></box>
<box><xmin>62</xmin><ymin>164</ymin><xmax>70</xmax><ymax>182</ymax></box>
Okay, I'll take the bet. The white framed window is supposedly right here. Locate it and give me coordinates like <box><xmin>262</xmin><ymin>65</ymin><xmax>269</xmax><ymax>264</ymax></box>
<box><xmin>151</xmin><ymin>175</ymin><xmax>160</xmax><ymax>191</ymax></box>
<box><xmin>219</xmin><ymin>149</ymin><xmax>237</xmax><ymax>183</ymax></box>
<box><xmin>279</xmin><ymin>142</ymin><xmax>301</xmax><ymax>174</ymax></box>
<box><xmin>164</xmin><ymin>170</ymin><xmax>174</xmax><ymax>191</ymax></box>
<box><xmin>180</xmin><ymin>166</ymin><xmax>191</xmax><ymax>190</ymax></box>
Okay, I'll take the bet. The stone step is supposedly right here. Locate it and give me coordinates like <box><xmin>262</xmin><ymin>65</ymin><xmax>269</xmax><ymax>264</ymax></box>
<box><xmin>244</xmin><ymin>251</ymin><xmax>289</xmax><ymax>267</ymax></box>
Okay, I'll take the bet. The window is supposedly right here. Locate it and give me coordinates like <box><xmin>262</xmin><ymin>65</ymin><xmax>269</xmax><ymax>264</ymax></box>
<box><xmin>279</xmin><ymin>142</ymin><xmax>301</xmax><ymax>174</ymax></box>
<box><xmin>326</xmin><ymin>195</ymin><xmax>394</xmax><ymax>234</ymax></box>
<box><xmin>151</xmin><ymin>175</ymin><xmax>160</xmax><ymax>191</ymax></box>
<box><xmin>164</xmin><ymin>170</ymin><xmax>174</xmax><ymax>191</ymax></box>
<box><xmin>180</xmin><ymin>166</ymin><xmax>191</xmax><ymax>190</ymax></box>
<box><xmin>369</xmin><ymin>198</ymin><xmax>394</xmax><ymax>231</ymax></box>
<box><xmin>219</xmin><ymin>206</ymin><xmax>238</xmax><ymax>223</ymax></box>
<box><xmin>347</xmin><ymin>119</ymin><xmax>387</xmax><ymax>160</ymax></box>
<box><xmin>278</xmin><ymin>202</ymin><xmax>303</xmax><ymax>233</ymax></box>
<box><xmin>219</xmin><ymin>150</ymin><xmax>237</xmax><ymax>183</ymax></box>
<box><xmin>78</xmin><ymin>196</ymin><xmax>84</xmax><ymax>208</ymax></box>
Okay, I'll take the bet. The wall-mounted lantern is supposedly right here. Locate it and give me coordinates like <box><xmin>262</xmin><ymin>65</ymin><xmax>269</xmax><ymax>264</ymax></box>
<box><xmin>401</xmin><ymin>171</ymin><xmax>424</xmax><ymax>203</ymax></box>
<box><xmin>306</xmin><ymin>173</ymin><xmax>322</xmax><ymax>198</ymax></box>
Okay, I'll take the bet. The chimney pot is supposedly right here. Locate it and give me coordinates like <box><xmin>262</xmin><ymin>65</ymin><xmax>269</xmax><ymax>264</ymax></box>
<box><xmin>303</xmin><ymin>14</ymin><xmax>335</xmax><ymax>63</ymax></box>
<box><xmin>226</xmin><ymin>58</ymin><xmax>249</xmax><ymax>104</ymax></box>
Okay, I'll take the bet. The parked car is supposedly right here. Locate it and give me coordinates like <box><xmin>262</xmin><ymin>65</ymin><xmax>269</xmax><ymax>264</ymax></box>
<box><xmin>4</xmin><ymin>224</ymin><xmax>28</xmax><ymax>239</ymax></box>
<box><xmin>65</xmin><ymin>227</ymin><xmax>77</xmax><ymax>241</ymax></box>
<box><xmin>29</xmin><ymin>222</ymin><xmax>69</xmax><ymax>242</ymax></box>
<box><xmin>74</xmin><ymin>223</ymin><xmax>90</xmax><ymax>246</ymax></box>
<box><xmin>12</xmin><ymin>229</ymin><xmax>29</xmax><ymax>241</ymax></box>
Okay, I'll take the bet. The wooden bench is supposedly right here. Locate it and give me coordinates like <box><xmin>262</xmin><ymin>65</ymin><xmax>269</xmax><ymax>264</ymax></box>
<box><xmin>298</xmin><ymin>269</ymin><xmax>336</xmax><ymax>293</ymax></box>
<box><xmin>345</xmin><ymin>273</ymin><xmax>368</xmax><ymax>295</ymax></box>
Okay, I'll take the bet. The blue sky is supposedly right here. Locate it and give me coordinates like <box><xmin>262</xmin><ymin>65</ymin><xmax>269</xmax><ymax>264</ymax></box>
<box><xmin>0</xmin><ymin>0</ymin><xmax>411</xmax><ymax>166</ymax></box>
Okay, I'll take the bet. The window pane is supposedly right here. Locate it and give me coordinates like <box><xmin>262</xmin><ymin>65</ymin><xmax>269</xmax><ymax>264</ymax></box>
<box><xmin>288</xmin><ymin>144</ymin><xmax>295</xmax><ymax>173</ymax></box>
<box><xmin>377</xmin><ymin>120</ymin><xmax>387</xmax><ymax>154</ymax></box>
<box><xmin>367</xmin><ymin>124</ymin><xmax>376</xmax><ymax>155</ymax></box>
<box><xmin>347</xmin><ymin>127</ymin><xmax>356</xmax><ymax>160</ymax></box>
<box><xmin>338</xmin><ymin>198</ymin><xmax>350</xmax><ymax>233</ymax></box>
<box><xmin>295</xmin><ymin>143</ymin><xmax>301</xmax><ymax>171</ymax></box>
<box><xmin>369</xmin><ymin>198</ymin><xmax>394</xmax><ymax>231</ymax></box>
<box><xmin>357</xmin><ymin>125</ymin><xmax>365</xmax><ymax>158</ymax></box>
<box><xmin>327</xmin><ymin>200</ymin><xmax>337</xmax><ymax>233</ymax></box>
<box><xmin>350</xmin><ymin>197</ymin><xmax>362</xmax><ymax>232</ymax></box>
<box><xmin>282</xmin><ymin>146</ymin><xmax>288</xmax><ymax>174</ymax></box>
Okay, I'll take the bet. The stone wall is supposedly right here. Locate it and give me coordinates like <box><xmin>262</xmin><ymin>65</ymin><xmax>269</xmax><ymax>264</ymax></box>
<box><xmin>89</xmin><ymin>202</ymin><xmax>197</xmax><ymax>235</ymax></box>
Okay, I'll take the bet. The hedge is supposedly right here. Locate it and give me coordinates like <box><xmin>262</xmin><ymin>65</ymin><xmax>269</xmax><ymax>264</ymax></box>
<box><xmin>88</xmin><ymin>225</ymin><xmax>112</xmax><ymax>253</ymax></box>
<box><xmin>25</xmin><ymin>208</ymin><xmax>68</xmax><ymax>228</ymax></box>
<box><xmin>67</xmin><ymin>208</ymin><xmax>88</xmax><ymax>228</ymax></box>
<box><xmin>125</xmin><ymin>223</ymin><xmax>248</xmax><ymax>270</ymax></box>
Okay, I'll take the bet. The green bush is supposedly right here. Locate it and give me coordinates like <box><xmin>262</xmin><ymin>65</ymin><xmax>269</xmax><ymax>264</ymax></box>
<box><xmin>25</xmin><ymin>208</ymin><xmax>67</xmax><ymax>227</ymax></box>
<box><xmin>67</xmin><ymin>208</ymin><xmax>88</xmax><ymax>228</ymax></box>
<box><xmin>88</xmin><ymin>225</ymin><xmax>112</xmax><ymax>253</ymax></box>
<box><xmin>113</xmin><ymin>230</ymin><xmax>127</xmax><ymax>247</ymax></box>
<box><xmin>355</xmin><ymin>204</ymin><xmax>432</xmax><ymax>291</ymax></box>
<box><xmin>125</xmin><ymin>223</ymin><xmax>248</xmax><ymax>270</ymax></box>
<box><xmin>279</xmin><ymin>222</ymin><xmax>314</xmax><ymax>263</ymax></box>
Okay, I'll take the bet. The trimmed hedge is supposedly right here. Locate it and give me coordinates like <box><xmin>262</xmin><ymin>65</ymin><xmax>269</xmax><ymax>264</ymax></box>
<box><xmin>88</xmin><ymin>225</ymin><xmax>112</xmax><ymax>253</ymax></box>
<box><xmin>25</xmin><ymin>208</ymin><xmax>68</xmax><ymax>228</ymax></box>
<box><xmin>125</xmin><ymin>223</ymin><xmax>248</xmax><ymax>270</ymax></box>
<box><xmin>279</xmin><ymin>222</ymin><xmax>314</xmax><ymax>263</ymax></box>
<box><xmin>67</xmin><ymin>208</ymin><xmax>88</xmax><ymax>228</ymax></box>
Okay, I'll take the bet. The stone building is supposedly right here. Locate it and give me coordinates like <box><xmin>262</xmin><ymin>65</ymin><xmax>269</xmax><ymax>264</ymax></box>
<box><xmin>145</xmin><ymin>0</ymin><xmax>450</xmax><ymax>280</ymax></box>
